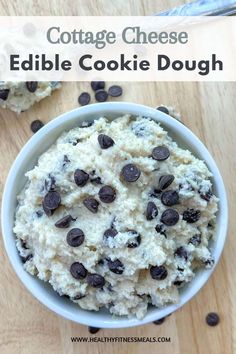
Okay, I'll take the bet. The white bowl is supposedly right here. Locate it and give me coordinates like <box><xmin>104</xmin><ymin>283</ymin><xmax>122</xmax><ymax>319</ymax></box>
<box><xmin>1</xmin><ymin>102</ymin><xmax>228</xmax><ymax>328</ymax></box>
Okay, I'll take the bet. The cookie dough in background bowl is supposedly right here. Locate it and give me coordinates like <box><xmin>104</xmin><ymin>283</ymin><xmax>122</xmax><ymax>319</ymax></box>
<box><xmin>1</xmin><ymin>102</ymin><xmax>228</xmax><ymax>328</ymax></box>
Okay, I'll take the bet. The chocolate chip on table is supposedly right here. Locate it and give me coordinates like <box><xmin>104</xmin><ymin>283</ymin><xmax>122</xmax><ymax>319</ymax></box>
<box><xmin>0</xmin><ymin>89</ymin><xmax>10</xmax><ymax>101</ymax></box>
<box><xmin>174</xmin><ymin>247</ymin><xmax>188</xmax><ymax>261</ymax></box>
<box><xmin>206</xmin><ymin>312</ymin><xmax>220</xmax><ymax>327</ymax></box>
<box><xmin>108</xmin><ymin>85</ymin><xmax>123</xmax><ymax>97</ymax></box>
<box><xmin>83</xmin><ymin>197</ymin><xmax>99</xmax><ymax>213</ymax></box>
<box><xmin>70</xmin><ymin>262</ymin><xmax>87</xmax><ymax>279</ymax></box>
<box><xmin>156</xmin><ymin>106</ymin><xmax>169</xmax><ymax>115</ymax></box>
<box><xmin>43</xmin><ymin>191</ymin><xmax>61</xmax><ymax>211</ymax></box>
<box><xmin>153</xmin><ymin>317</ymin><xmax>166</xmax><ymax>325</ymax></box>
<box><xmin>30</xmin><ymin>119</ymin><xmax>44</xmax><ymax>133</ymax></box>
<box><xmin>91</xmin><ymin>81</ymin><xmax>105</xmax><ymax>91</ymax></box>
<box><xmin>78</xmin><ymin>92</ymin><xmax>91</xmax><ymax>106</ymax></box>
<box><xmin>121</xmin><ymin>163</ymin><xmax>141</xmax><ymax>182</ymax></box>
<box><xmin>150</xmin><ymin>265</ymin><xmax>168</xmax><ymax>280</ymax></box>
<box><xmin>161</xmin><ymin>209</ymin><xmax>179</xmax><ymax>226</ymax></box>
<box><xmin>55</xmin><ymin>215</ymin><xmax>74</xmax><ymax>228</ymax></box>
<box><xmin>161</xmin><ymin>190</ymin><xmax>179</xmax><ymax>206</ymax></box>
<box><xmin>158</xmin><ymin>175</ymin><xmax>175</xmax><ymax>190</ymax></box>
<box><xmin>127</xmin><ymin>230</ymin><xmax>141</xmax><ymax>248</ymax></box>
<box><xmin>146</xmin><ymin>201</ymin><xmax>158</xmax><ymax>220</ymax></box>
<box><xmin>98</xmin><ymin>134</ymin><xmax>114</xmax><ymax>149</ymax></box>
<box><xmin>183</xmin><ymin>208</ymin><xmax>201</xmax><ymax>223</ymax></box>
<box><xmin>88</xmin><ymin>326</ymin><xmax>101</xmax><ymax>334</ymax></box>
<box><xmin>103</xmin><ymin>228</ymin><xmax>118</xmax><ymax>240</ymax></box>
<box><xmin>188</xmin><ymin>234</ymin><xmax>201</xmax><ymax>246</ymax></box>
<box><xmin>74</xmin><ymin>169</ymin><xmax>89</xmax><ymax>187</ymax></box>
<box><xmin>26</xmin><ymin>81</ymin><xmax>38</xmax><ymax>93</ymax></box>
<box><xmin>87</xmin><ymin>274</ymin><xmax>105</xmax><ymax>288</ymax></box>
<box><xmin>107</xmin><ymin>259</ymin><xmax>124</xmax><ymax>274</ymax></box>
<box><xmin>67</xmin><ymin>228</ymin><xmax>85</xmax><ymax>247</ymax></box>
<box><xmin>99</xmin><ymin>185</ymin><xmax>116</xmax><ymax>203</ymax></box>
<box><xmin>152</xmin><ymin>146</ymin><xmax>170</xmax><ymax>161</ymax></box>
<box><xmin>95</xmin><ymin>89</ymin><xmax>108</xmax><ymax>102</ymax></box>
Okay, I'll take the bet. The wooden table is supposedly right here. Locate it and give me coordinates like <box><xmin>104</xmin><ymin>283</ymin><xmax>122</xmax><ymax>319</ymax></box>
<box><xmin>0</xmin><ymin>1</ymin><xmax>235</xmax><ymax>354</ymax></box>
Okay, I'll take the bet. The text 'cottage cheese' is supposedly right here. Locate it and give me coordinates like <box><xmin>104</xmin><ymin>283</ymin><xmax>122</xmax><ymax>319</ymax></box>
<box><xmin>14</xmin><ymin>115</ymin><xmax>218</xmax><ymax>319</ymax></box>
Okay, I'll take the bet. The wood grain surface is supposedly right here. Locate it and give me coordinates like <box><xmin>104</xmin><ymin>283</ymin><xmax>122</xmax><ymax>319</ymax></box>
<box><xmin>0</xmin><ymin>1</ymin><xmax>235</xmax><ymax>354</ymax></box>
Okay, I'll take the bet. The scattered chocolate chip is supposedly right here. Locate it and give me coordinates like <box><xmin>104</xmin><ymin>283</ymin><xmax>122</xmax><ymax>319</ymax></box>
<box><xmin>150</xmin><ymin>265</ymin><xmax>168</xmax><ymax>280</ymax></box>
<box><xmin>188</xmin><ymin>234</ymin><xmax>201</xmax><ymax>246</ymax></box>
<box><xmin>70</xmin><ymin>262</ymin><xmax>87</xmax><ymax>279</ymax></box>
<box><xmin>156</xmin><ymin>106</ymin><xmax>169</xmax><ymax>115</ymax></box>
<box><xmin>183</xmin><ymin>209</ymin><xmax>201</xmax><ymax>223</ymax></box>
<box><xmin>177</xmin><ymin>267</ymin><xmax>184</xmax><ymax>272</ymax></box>
<box><xmin>20</xmin><ymin>254</ymin><xmax>33</xmax><ymax>263</ymax></box>
<box><xmin>98</xmin><ymin>259</ymin><xmax>104</xmax><ymax>265</ymax></box>
<box><xmin>121</xmin><ymin>163</ymin><xmax>141</xmax><ymax>182</ymax></box>
<box><xmin>36</xmin><ymin>210</ymin><xmax>43</xmax><ymax>218</ymax></box>
<box><xmin>149</xmin><ymin>188</ymin><xmax>162</xmax><ymax>198</ymax></box>
<box><xmin>90</xmin><ymin>171</ymin><xmax>102</xmax><ymax>184</ymax></box>
<box><xmin>103</xmin><ymin>228</ymin><xmax>118</xmax><ymax>240</ymax></box>
<box><xmin>152</xmin><ymin>146</ymin><xmax>170</xmax><ymax>161</ymax></box>
<box><xmin>153</xmin><ymin>317</ymin><xmax>166</xmax><ymax>325</ymax></box>
<box><xmin>83</xmin><ymin>197</ymin><xmax>99</xmax><ymax>213</ymax></box>
<box><xmin>67</xmin><ymin>228</ymin><xmax>85</xmax><ymax>247</ymax></box>
<box><xmin>45</xmin><ymin>174</ymin><xmax>56</xmax><ymax>191</ymax></box>
<box><xmin>206</xmin><ymin>312</ymin><xmax>220</xmax><ymax>327</ymax></box>
<box><xmin>87</xmin><ymin>274</ymin><xmax>105</xmax><ymax>288</ymax></box>
<box><xmin>108</xmin><ymin>85</ymin><xmax>123</xmax><ymax>97</ymax></box>
<box><xmin>0</xmin><ymin>89</ymin><xmax>10</xmax><ymax>101</ymax></box>
<box><xmin>55</xmin><ymin>215</ymin><xmax>74</xmax><ymax>228</ymax></box>
<box><xmin>174</xmin><ymin>247</ymin><xmax>188</xmax><ymax>261</ymax></box>
<box><xmin>99</xmin><ymin>185</ymin><xmax>116</xmax><ymax>203</ymax></box>
<box><xmin>161</xmin><ymin>190</ymin><xmax>179</xmax><ymax>206</ymax></box>
<box><xmin>30</xmin><ymin>119</ymin><xmax>44</xmax><ymax>133</ymax></box>
<box><xmin>63</xmin><ymin>155</ymin><xmax>70</xmax><ymax>167</ymax></box>
<box><xmin>78</xmin><ymin>92</ymin><xmax>90</xmax><ymax>106</ymax></box>
<box><xmin>98</xmin><ymin>134</ymin><xmax>114</xmax><ymax>149</ymax></box>
<box><xmin>199</xmin><ymin>189</ymin><xmax>213</xmax><ymax>202</ymax></box>
<box><xmin>95</xmin><ymin>89</ymin><xmax>108</xmax><ymax>102</ymax></box>
<box><xmin>107</xmin><ymin>259</ymin><xmax>124</xmax><ymax>274</ymax></box>
<box><xmin>146</xmin><ymin>201</ymin><xmax>158</xmax><ymax>220</ymax></box>
<box><xmin>127</xmin><ymin>231</ymin><xmax>141</xmax><ymax>248</ymax></box>
<box><xmin>43</xmin><ymin>191</ymin><xmax>61</xmax><ymax>211</ymax></box>
<box><xmin>26</xmin><ymin>81</ymin><xmax>38</xmax><ymax>93</ymax></box>
<box><xmin>74</xmin><ymin>169</ymin><xmax>89</xmax><ymax>187</ymax></box>
<box><xmin>155</xmin><ymin>224</ymin><xmax>166</xmax><ymax>237</ymax></box>
<box><xmin>72</xmin><ymin>293</ymin><xmax>86</xmax><ymax>300</ymax></box>
<box><xmin>158</xmin><ymin>175</ymin><xmax>175</xmax><ymax>190</ymax></box>
<box><xmin>173</xmin><ymin>280</ymin><xmax>183</xmax><ymax>286</ymax></box>
<box><xmin>91</xmin><ymin>81</ymin><xmax>105</xmax><ymax>91</ymax></box>
<box><xmin>179</xmin><ymin>182</ymin><xmax>194</xmax><ymax>192</ymax></box>
<box><xmin>161</xmin><ymin>209</ymin><xmax>179</xmax><ymax>226</ymax></box>
<box><xmin>88</xmin><ymin>326</ymin><xmax>100</xmax><ymax>334</ymax></box>
<box><xmin>204</xmin><ymin>257</ymin><xmax>215</xmax><ymax>268</ymax></box>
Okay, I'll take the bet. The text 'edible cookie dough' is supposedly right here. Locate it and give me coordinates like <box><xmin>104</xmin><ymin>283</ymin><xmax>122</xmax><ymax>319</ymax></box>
<box><xmin>14</xmin><ymin>115</ymin><xmax>218</xmax><ymax>319</ymax></box>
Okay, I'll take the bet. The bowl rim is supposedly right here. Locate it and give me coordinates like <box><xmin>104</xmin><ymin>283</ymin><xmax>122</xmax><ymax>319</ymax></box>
<box><xmin>1</xmin><ymin>102</ymin><xmax>228</xmax><ymax>328</ymax></box>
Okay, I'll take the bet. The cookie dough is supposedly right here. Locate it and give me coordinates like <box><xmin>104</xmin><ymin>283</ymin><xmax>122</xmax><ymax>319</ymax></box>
<box><xmin>0</xmin><ymin>81</ymin><xmax>61</xmax><ymax>113</ymax></box>
<box><xmin>14</xmin><ymin>115</ymin><xmax>218</xmax><ymax>319</ymax></box>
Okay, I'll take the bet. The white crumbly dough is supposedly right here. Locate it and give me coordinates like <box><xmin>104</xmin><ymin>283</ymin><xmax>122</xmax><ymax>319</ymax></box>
<box><xmin>0</xmin><ymin>81</ymin><xmax>61</xmax><ymax>113</ymax></box>
<box><xmin>14</xmin><ymin>115</ymin><xmax>218</xmax><ymax>319</ymax></box>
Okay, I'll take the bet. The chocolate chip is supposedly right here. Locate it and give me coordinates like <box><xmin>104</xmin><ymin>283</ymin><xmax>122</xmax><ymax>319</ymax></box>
<box><xmin>42</xmin><ymin>201</ymin><xmax>54</xmax><ymax>216</ymax></box>
<box><xmin>127</xmin><ymin>231</ymin><xmax>141</xmax><ymax>248</ymax></box>
<box><xmin>55</xmin><ymin>215</ymin><xmax>74</xmax><ymax>228</ymax></box>
<box><xmin>83</xmin><ymin>197</ymin><xmax>99</xmax><ymax>213</ymax></box>
<box><xmin>21</xmin><ymin>254</ymin><xmax>33</xmax><ymax>263</ymax></box>
<box><xmin>72</xmin><ymin>293</ymin><xmax>86</xmax><ymax>300</ymax></box>
<box><xmin>121</xmin><ymin>163</ymin><xmax>141</xmax><ymax>182</ymax></box>
<box><xmin>174</xmin><ymin>247</ymin><xmax>188</xmax><ymax>261</ymax></box>
<box><xmin>74</xmin><ymin>169</ymin><xmax>89</xmax><ymax>187</ymax></box>
<box><xmin>88</xmin><ymin>326</ymin><xmax>100</xmax><ymax>334</ymax></box>
<box><xmin>98</xmin><ymin>134</ymin><xmax>114</xmax><ymax>149</ymax></box>
<box><xmin>63</xmin><ymin>155</ymin><xmax>70</xmax><ymax>166</ymax></box>
<box><xmin>161</xmin><ymin>190</ymin><xmax>179</xmax><ymax>206</ymax></box>
<box><xmin>26</xmin><ymin>81</ymin><xmax>38</xmax><ymax>93</ymax></box>
<box><xmin>36</xmin><ymin>210</ymin><xmax>43</xmax><ymax>218</ymax></box>
<box><xmin>107</xmin><ymin>259</ymin><xmax>124</xmax><ymax>274</ymax></box>
<box><xmin>179</xmin><ymin>182</ymin><xmax>194</xmax><ymax>192</ymax></box>
<box><xmin>103</xmin><ymin>228</ymin><xmax>118</xmax><ymax>240</ymax></box>
<box><xmin>183</xmin><ymin>209</ymin><xmax>201</xmax><ymax>223</ymax></box>
<box><xmin>161</xmin><ymin>209</ymin><xmax>179</xmax><ymax>226</ymax></box>
<box><xmin>149</xmin><ymin>188</ymin><xmax>162</xmax><ymax>198</ymax></box>
<box><xmin>67</xmin><ymin>228</ymin><xmax>85</xmax><ymax>247</ymax></box>
<box><xmin>108</xmin><ymin>85</ymin><xmax>123</xmax><ymax>97</ymax></box>
<box><xmin>43</xmin><ymin>191</ymin><xmax>61</xmax><ymax>211</ymax></box>
<box><xmin>91</xmin><ymin>81</ymin><xmax>105</xmax><ymax>91</ymax></box>
<box><xmin>30</xmin><ymin>120</ymin><xmax>44</xmax><ymax>133</ymax></box>
<box><xmin>156</xmin><ymin>106</ymin><xmax>169</xmax><ymax>115</ymax></box>
<box><xmin>204</xmin><ymin>257</ymin><xmax>215</xmax><ymax>268</ymax></box>
<box><xmin>146</xmin><ymin>201</ymin><xmax>158</xmax><ymax>220</ymax></box>
<box><xmin>158</xmin><ymin>175</ymin><xmax>175</xmax><ymax>190</ymax></box>
<box><xmin>188</xmin><ymin>234</ymin><xmax>201</xmax><ymax>246</ymax></box>
<box><xmin>199</xmin><ymin>189</ymin><xmax>213</xmax><ymax>202</ymax></box>
<box><xmin>87</xmin><ymin>274</ymin><xmax>105</xmax><ymax>288</ymax></box>
<box><xmin>173</xmin><ymin>280</ymin><xmax>183</xmax><ymax>286</ymax></box>
<box><xmin>206</xmin><ymin>312</ymin><xmax>220</xmax><ymax>327</ymax></box>
<box><xmin>70</xmin><ymin>262</ymin><xmax>87</xmax><ymax>279</ymax></box>
<box><xmin>95</xmin><ymin>89</ymin><xmax>108</xmax><ymax>102</ymax></box>
<box><xmin>90</xmin><ymin>170</ymin><xmax>102</xmax><ymax>184</ymax></box>
<box><xmin>78</xmin><ymin>92</ymin><xmax>90</xmax><ymax>106</ymax></box>
<box><xmin>153</xmin><ymin>317</ymin><xmax>166</xmax><ymax>325</ymax></box>
<box><xmin>99</xmin><ymin>185</ymin><xmax>116</xmax><ymax>203</ymax></box>
<box><xmin>0</xmin><ymin>89</ymin><xmax>10</xmax><ymax>100</ymax></box>
<box><xmin>150</xmin><ymin>265</ymin><xmax>168</xmax><ymax>280</ymax></box>
<box><xmin>152</xmin><ymin>146</ymin><xmax>170</xmax><ymax>161</ymax></box>
<box><xmin>45</xmin><ymin>174</ymin><xmax>56</xmax><ymax>191</ymax></box>
<box><xmin>155</xmin><ymin>224</ymin><xmax>166</xmax><ymax>237</ymax></box>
